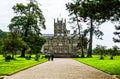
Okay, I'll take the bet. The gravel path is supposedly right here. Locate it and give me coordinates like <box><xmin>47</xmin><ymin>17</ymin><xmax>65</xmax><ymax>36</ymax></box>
<box><xmin>4</xmin><ymin>58</ymin><xmax>116</xmax><ymax>79</ymax></box>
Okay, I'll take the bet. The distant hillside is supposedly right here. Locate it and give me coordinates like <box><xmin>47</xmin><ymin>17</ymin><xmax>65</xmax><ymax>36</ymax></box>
<box><xmin>0</xmin><ymin>29</ymin><xmax>8</xmax><ymax>38</ymax></box>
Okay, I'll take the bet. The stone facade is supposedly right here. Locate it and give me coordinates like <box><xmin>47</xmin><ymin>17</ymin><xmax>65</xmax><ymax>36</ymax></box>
<box><xmin>42</xmin><ymin>18</ymin><xmax>79</xmax><ymax>57</ymax></box>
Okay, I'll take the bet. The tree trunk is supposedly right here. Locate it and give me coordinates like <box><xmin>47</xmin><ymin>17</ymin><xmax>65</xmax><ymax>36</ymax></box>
<box><xmin>21</xmin><ymin>20</ymin><xmax>29</xmax><ymax>57</ymax></box>
<box><xmin>81</xmin><ymin>49</ymin><xmax>85</xmax><ymax>58</ymax></box>
<box><xmin>110</xmin><ymin>52</ymin><xmax>114</xmax><ymax>60</ymax></box>
<box><xmin>87</xmin><ymin>19</ymin><xmax>93</xmax><ymax>58</ymax></box>
<box><xmin>76</xmin><ymin>14</ymin><xmax>85</xmax><ymax>58</ymax></box>
<box><xmin>87</xmin><ymin>45</ymin><xmax>92</xmax><ymax>57</ymax></box>
<box><xmin>80</xmin><ymin>37</ymin><xmax>85</xmax><ymax>58</ymax></box>
<box><xmin>11</xmin><ymin>51</ymin><xmax>14</xmax><ymax>59</ymax></box>
<box><xmin>21</xmin><ymin>48</ymin><xmax>26</xmax><ymax>57</ymax></box>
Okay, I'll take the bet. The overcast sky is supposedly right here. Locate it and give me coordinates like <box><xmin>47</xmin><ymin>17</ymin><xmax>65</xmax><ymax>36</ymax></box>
<box><xmin>0</xmin><ymin>0</ymin><xmax>120</xmax><ymax>48</ymax></box>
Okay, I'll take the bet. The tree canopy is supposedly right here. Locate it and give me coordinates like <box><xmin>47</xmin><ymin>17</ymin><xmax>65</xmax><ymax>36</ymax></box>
<box><xmin>66</xmin><ymin>0</ymin><xmax>120</xmax><ymax>57</ymax></box>
<box><xmin>8</xmin><ymin>1</ymin><xmax>46</xmax><ymax>57</ymax></box>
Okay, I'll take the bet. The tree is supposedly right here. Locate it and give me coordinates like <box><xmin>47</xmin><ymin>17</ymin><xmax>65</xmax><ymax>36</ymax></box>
<box><xmin>112</xmin><ymin>46</ymin><xmax>119</xmax><ymax>55</ymax></box>
<box><xmin>110</xmin><ymin>46</ymin><xmax>119</xmax><ymax>59</ymax></box>
<box><xmin>93</xmin><ymin>45</ymin><xmax>106</xmax><ymax>59</ymax></box>
<box><xmin>9</xmin><ymin>1</ymin><xmax>46</xmax><ymax>57</ymax></box>
<box><xmin>0</xmin><ymin>30</ymin><xmax>7</xmax><ymax>53</ymax></box>
<box><xmin>66</xmin><ymin>0</ymin><xmax>104</xmax><ymax>58</ymax></box>
<box><xmin>31</xmin><ymin>35</ymin><xmax>46</xmax><ymax>61</ymax></box>
<box><xmin>113</xmin><ymin>25</ymin><xmax>120</xmax><ymax>42</ymax></box>
<box><xmin>0</xmin><ymin>39</ymin><xmax>3</xmax><ymax>54</ymax></box>
<box><xmin>77</xmin><ymin>30</ymin><xmax>88</xmax><ymax>57</ymax></box>
<box><xmin>93</xmin><ymin>45</ymin><xmax>101</xmax><ymax>55</ymax></box>
<box><xmin>27</xmin><ymin>34</ymin><xmax>46</xmax><ymax>55</ymax></box>
<box><xmin>3</xmin><ymin>28</ymin><xmax>27</xmax><ymax>59</ymax></box>
<box><xmin>66</xmin><ymin>0</ymin><xmax>90</xmax><ymax>58</ymax></box>
<box><xmin>67</xmin><ymin>0</ymin><xmax>120</xmax><ymax>58</ymax></box>
<box><xmin>107</xmin><ymin>48</ymin><xmax>114</xmax><ymax>60</ymax></box>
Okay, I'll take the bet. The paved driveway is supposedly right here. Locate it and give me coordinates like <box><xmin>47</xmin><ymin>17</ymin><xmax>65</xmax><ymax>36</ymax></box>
<box><xmin>5</xmin><ymin>58</ymin><xmax>116</xmax><ymax>79</ymax></box>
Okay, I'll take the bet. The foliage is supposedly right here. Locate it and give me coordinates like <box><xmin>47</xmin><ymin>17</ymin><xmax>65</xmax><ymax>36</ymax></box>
<box><xmin>93</xmin><ymin>45</ymin><xmax>106</xmax><ymax>54</ymax></box>
<box><xmin>0</xmin><ymin>29</ymin><xmax>7</xmax><ymax>38</ymax></box>
<box><xmin>77</xmin><ymin>35</ymin><xmax>88</xmax><ymax>50</ymax></box>
<box><xmin>112</xmin><ymin>45</ymin><xmax>119</xmax><ymax>55</ymax></box>
<box><xmin>100</xmin><ymin>0</ymin><xmax>120</xmax><ymax>48</ymax></box>
<box><xmin>3</xmin><ymin>31</ymin><xmax>27</xmax><ymax>59</ymax></box>
<box><xmin>66</xmin><ymin>0</ymin><xmax>106</xmax><ymax>58</ymax></box>
<box><xmin>10</xmin><ymin>1</ymin><xmax>46</xmax><ymax>35</ymax></box>
<box><xmin>113</xmin><ymin>25</ymin><xmax>120</xmax><ymax>42</ymax></box>
<box><xmin>93</xmin><ymin>45</ymin><xmax>107</xmax><ymax>59</ymax></box>
<box><xmin>0</xmin><ymin>39</ymin><xmax>3</xmax><ymax>53</ymax></box>
<box><xmin>66</xmin><ymin>1</ymin><xmax>89</xmax><ymax>58</ymax></box>
<box><xmin>93</xmin><ymin>45</ymin><xmax>120</xmax><ymax>59</ymax></box>
<box><xmin>0</xmin><ymin>55</ymin><xmax>47</xmax><ymax>76</ymax></box>
<box><xmin>77</xmin><ymin>32</ymin><xmax>88</xmax><ymax>57</ymax></box>
<box><xmin>8</xmin><ymin>1</ymin><xmax>46</xmax><ymax>57</ymax></box>
<box><xmin>74</xmin><ymin>55</ymin><xmax>120</xmax><ymax>76</ymax></box>
<box><xmin>109</xmin><ymin>46</ymin><xmax>120</xmax><ymax>59</ymax></box>
<box><xmin>66</xmin><ymin>0</ymin><xmax>120</xmax><ymax>58</ymax></box>
<box><xmin>27</xmin><ymin>35</ymin><xmax>46</xmax><ymax>54</ymax></box>
<box><xmin>0</xmin><ymin>30</ymin><xmax>8</xmax><ymax>53</ymax></box>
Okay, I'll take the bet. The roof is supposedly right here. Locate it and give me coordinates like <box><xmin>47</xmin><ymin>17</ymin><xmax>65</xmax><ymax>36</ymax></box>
<box><xmin>42</xmin><ymin>34</ymin><xmax>54</xmax><ymax>37</ymax></box>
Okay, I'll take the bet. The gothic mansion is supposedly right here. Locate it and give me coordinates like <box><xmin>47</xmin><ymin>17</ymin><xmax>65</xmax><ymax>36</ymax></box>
<box><xmin>42</xmin><ymin>18</ymin><xmax>79</xmax><ymax>57</ymax></box>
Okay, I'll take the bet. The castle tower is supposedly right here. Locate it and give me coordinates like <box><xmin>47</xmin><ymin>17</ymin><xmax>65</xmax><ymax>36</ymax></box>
<box><xmin>54</xmin><ymin>18</ymin><xmax>67</xmax><ymax>36</ymax></box>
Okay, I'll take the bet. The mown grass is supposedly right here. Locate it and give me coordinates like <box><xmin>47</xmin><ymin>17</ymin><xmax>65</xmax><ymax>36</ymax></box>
<box><xmin>0</xmin><ymin>55</ymin><xmax>47</xmax><ymax>76</ymax></box>
<box><xmin>74</xmin><ymin>55</ymin><xmax>120</xmax><ymax>77</ymax></box>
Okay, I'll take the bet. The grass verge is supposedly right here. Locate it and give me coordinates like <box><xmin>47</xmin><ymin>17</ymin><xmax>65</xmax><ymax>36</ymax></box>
<box><xmin>0</xmin><ymin>55</ymin><xmax>47</xmax><ymax>76</ymax></box>
<box><xmin>74</xmin><ymin>55</ymin><xmax>120</xmax><ymax>78</ymax></box>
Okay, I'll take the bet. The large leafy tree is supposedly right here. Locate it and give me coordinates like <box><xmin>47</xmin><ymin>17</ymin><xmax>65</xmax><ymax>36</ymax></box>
<box><xmin>3</xmin><ymin>28</ymin><xmax>27</xmax><ymax>59</ymax></box>
<box><xmin>26</xmin><ymin>34</ymin><xmax>46</xmax><ymax>55</ymax></box>
<box><xmin>9</xmin><ymin>1</ymin><xmax>46</xmax><ymax>57</ymax></box>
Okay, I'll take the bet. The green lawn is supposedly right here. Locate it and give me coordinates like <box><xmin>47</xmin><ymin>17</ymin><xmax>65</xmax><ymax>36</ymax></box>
<box><xmin>0</xmin><ymin>55</ymin><xmax>47</xmax><ymax>76</ymax></box>
<box><xmin>74</xmin><ymin>55</ymin><xmax>120</xmax><ymax>77</ymax></box>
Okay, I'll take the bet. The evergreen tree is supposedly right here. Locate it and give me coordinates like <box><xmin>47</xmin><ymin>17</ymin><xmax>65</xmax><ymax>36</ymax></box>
<box><xmin>66</xmin><ymin>0</ymin><xmax>120</xmax><ymax>57</ymax></box>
